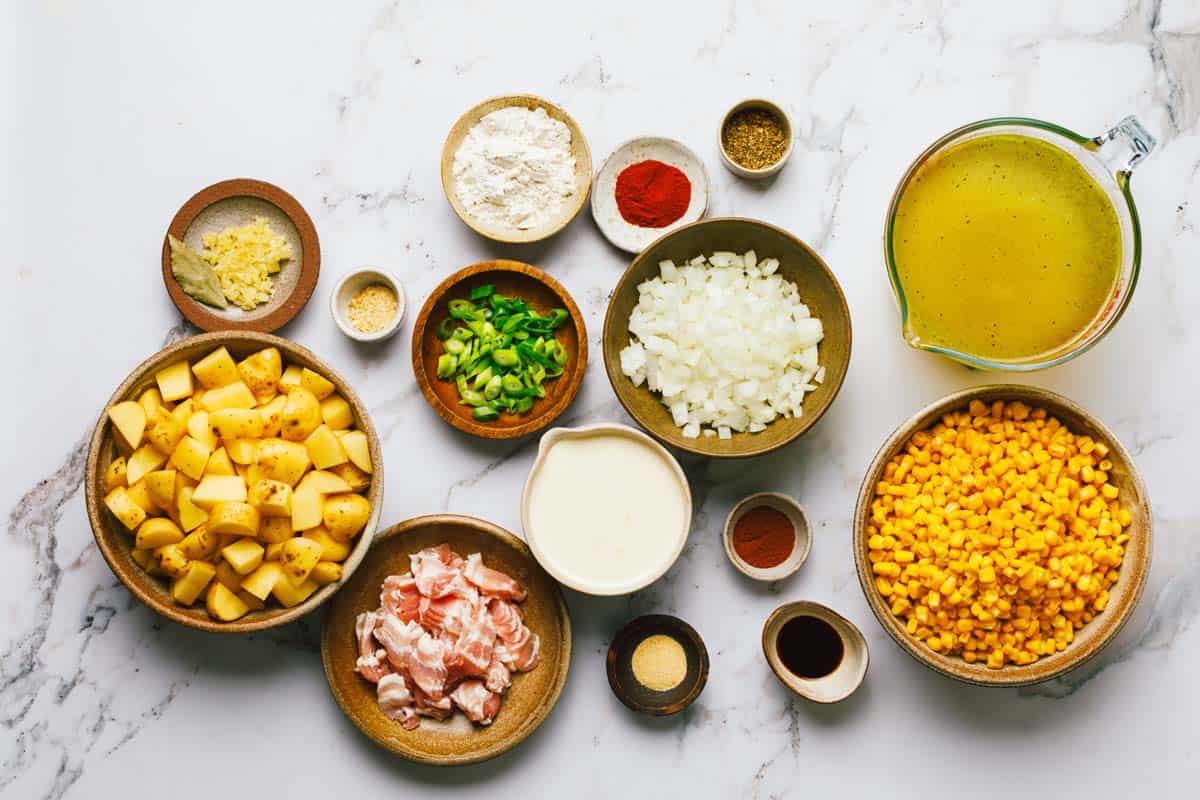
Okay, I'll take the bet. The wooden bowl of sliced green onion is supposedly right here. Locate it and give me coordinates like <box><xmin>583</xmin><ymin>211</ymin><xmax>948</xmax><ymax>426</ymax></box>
<box><xmin>411</xmin><ymin>260</ymin><xmax>588</xmax><ymax>439</ymax></box>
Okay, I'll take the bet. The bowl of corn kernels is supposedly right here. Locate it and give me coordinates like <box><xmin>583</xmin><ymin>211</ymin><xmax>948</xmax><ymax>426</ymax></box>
<box><xmin>853</xmin><ymin>385</ymin><xmax>1151</xmax><ymax>686</ymax></box>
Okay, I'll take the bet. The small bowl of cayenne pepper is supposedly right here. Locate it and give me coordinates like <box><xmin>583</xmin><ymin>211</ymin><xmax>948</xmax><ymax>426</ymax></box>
<box><xmin>723</xmin><ymin>492</ymin><xmax>812</xmax><ymax>582</ymax></box>
<box><xmin>590</xmin><ymin>137</ymin><xmax>709</xmax><ymax>254</ymax></box>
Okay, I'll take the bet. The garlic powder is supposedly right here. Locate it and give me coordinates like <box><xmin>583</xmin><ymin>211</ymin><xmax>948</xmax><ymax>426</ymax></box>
<box><xmin>452</xmin><ymin>106</ymin><xmax>577</xmax><ymax>231</ymax></box>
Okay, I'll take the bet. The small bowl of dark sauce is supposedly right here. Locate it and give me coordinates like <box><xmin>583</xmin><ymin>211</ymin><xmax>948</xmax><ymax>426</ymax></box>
<box><xmin>762</xmin><ymin>601</ymin><xmax>868</xmax><ymax>703</ymax></box>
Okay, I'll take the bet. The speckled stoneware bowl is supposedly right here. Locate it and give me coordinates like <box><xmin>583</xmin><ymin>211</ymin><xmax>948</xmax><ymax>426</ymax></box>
<box><xmin>602</xmin><ymin>217</ymin><xmax>852</xmax><ymax>458</ymax></box>
<box><xmin>853</xmin><ymin>385</ymin><xmax>1152</xmax><ymax>687</ymax></box>
<box><xmin>723</xmin><ymin>492</ymin><xmax>812</xmax><ymax>581</ymax></box>
<box><xmin>321</xmin><ymin>515</ymin><xmax>572</xmax><ymax>766</ymax></box>
<box><xmin>84</xmin><ymin>331</ymin><xmax>383</xmax><ymax>633</ymax></box>
<box><xmin>762</xmin><ymin>601</ymin><xmax>869</xmax><ymax>703</ymax></box>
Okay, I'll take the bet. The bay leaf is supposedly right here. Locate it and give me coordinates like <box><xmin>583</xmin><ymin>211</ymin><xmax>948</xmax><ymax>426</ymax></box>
<box><xmin>169</xmin><ymin>234</ymin><xmax>228</xmax><ymax>309</ymax></box>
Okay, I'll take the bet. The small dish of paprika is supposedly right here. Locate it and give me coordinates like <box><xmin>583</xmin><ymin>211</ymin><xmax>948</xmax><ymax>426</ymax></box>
<box><xmin>722</xmin><ymin>492</ymin><xmax>811</xmax><ymax>582</ymax></box>
<box><xmin>591</xmin><ymin>137</ymin><xmax>709</xmax><ymax>254</ymax></box>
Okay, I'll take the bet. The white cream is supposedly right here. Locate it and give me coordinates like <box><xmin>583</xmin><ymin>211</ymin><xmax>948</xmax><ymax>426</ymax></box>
<box><xmin>524</xmin><ymin>429</ymin><xmax>689</xmax><ymax>594</ymax></box>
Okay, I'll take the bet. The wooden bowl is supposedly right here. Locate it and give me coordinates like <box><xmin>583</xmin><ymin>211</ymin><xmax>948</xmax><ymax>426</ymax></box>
<box><xmin>606</xmin><ymin>614</ymin><xmax>708</xmax><ymax>716</ymax></box>
<box><xmin>411</xmin><ymin>260</ymin><xmax>587</xmax><ymax>439</ymax></box>
<box><xmin>602</xmin><ymin>217</ymin><xmax>852</xmax><ymax>458</ymax></box>
<box><xmin>440</xmin><ymin>94</ymin><xmax>592</xmax><ymax>244</ymax></box>
<box><xmin>84</xmin><ymin>331</ymin><xmax>383</xmax><ymax>633</ymax></box>
<box><xmin>321</xmin><ymin>515</ymin><xmax>572</xmax><ymax>765</ymax></box>
<box><xmin>853</xmin><ymin>385</ymin><xmax>1152</xmax><ymax>686</ymax></box>
<box><xmin>161</xmin><ymin>178</ymin><xmax>320</xmax><ymax>332</ymax></box>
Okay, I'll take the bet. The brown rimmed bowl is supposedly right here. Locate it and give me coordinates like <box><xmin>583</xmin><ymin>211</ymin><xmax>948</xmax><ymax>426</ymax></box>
<box><xmin>84</xmin><ymin>331</ymin><xmax>383</xmax><ymax>633</ymax></box>
<box><xmin>440</xmin><ymin>94</ymin><xmax>592</xmax><ymax>244</ymax></box>
<box><xmin>411</xmin><ymin>260</ymin><xmax>587</xmax><ymax>440</ymax></box>
<box><xmin>161</xmin><ymin>178</ymin><xmax>320</xmax><ymax>332</ymax></box>
<box><xmin>321</xmin><ymin>515</ymin><xmax>572</xmax><ymax>765</ymax></box>
<box><xmin>606</xmin><ymin>614</ymin><xmax>708</xmax><ymax>716</ymax></box>
<box><xmin>602</xmin><ymin>217</ymin><xmax>852</xmax><ymax>458</ymax></box>
<box><xmin>853</xmin><ymin>385</ymin><xmax>1152</xmax><ymax>686</ymax></box>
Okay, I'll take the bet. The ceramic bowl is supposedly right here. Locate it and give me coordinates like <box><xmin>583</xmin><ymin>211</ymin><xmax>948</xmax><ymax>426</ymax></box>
<box><xmin>723</xmin><ymin>492</ymin><xmax>812</xmax><ymax>581</ymax></box>
<box><xmin>602</xmin><ymin>217</ymin><xmax>852</xmax><ymax>458</ymax></box>
<box><xmin>591</xmin><ymin>137</ymin><xmax>709</xmax><ymax>253</ymax></box>
<box><xmin>330</xmin><ymin>268</ymin><xmax>405</xmax><ymax>342</ymax></box>
<box><xmin>521</xmin><ymin>423</ymin><xmax>692</xmax><ymax>596</ymax></box>
<box><xmin>321</xmin><ymin>514</ymin><xmax>572</xmax><ymax>765</ymax></box>
<box><xmin>84</xmin><ymin>331</ymin><xmax>383</xmax><ymax>633</ymax></box>
<box><xmin>762</xmin><ymin>601</ymin><xmax>869</xmax><ymax>703</ymax></box>
<box><xmin>607</xmin><ymin>614</ymin><xmax>709</xmax><ymax>716</ymax></box>
<box><xmin>853</xmin><ymin>385</ymin><xmax>1153</xmax><ymax>686</ymax></box>
<box><xmin>411</xmin><ymin>259</ymin><xmax>587</xmax><ymax>440</ymax></box>
<box><xmin>161</xmin><ymin>178</ymin><xmax>320</xmax><ymax>332</ymax></box>
<box><xmin>718</xmin><ymin>99</ymin><xmax>794</xmax><ymax>179</ymax></box>
<box><xmin>440</xmin><ymin>94</ymin><xmax>592</xmax><ymax>244</ymax></box>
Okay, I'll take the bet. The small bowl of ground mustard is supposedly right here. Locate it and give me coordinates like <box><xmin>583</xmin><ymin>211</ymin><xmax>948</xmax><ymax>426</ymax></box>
<box><xmin>723</xmin><ymin>492</ymin><xmax>811</xmax><ymax>581</ymax></box>
<box><xmin>331</xmin><ymin>268</ymin><xmax>405</xmax><ymax>343</ymax></box>
<box><xmin>718</xmin><ymin>99</ymin><xmax>793</xmax><ymax>179</ymax></box>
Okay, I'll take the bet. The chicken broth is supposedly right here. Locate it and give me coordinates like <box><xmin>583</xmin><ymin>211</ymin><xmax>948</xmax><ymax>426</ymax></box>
<box><xmin>892</xmin><ymin>133</ymin><xmax>1121</xmax><ymax>362</ymax></box>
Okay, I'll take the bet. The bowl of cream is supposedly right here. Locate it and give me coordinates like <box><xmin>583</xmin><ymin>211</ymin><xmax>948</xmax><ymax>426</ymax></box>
<box><xmin>521</xmin><ymin>424</ymin><xmax>692</xmax><ymax>595</ymax></box>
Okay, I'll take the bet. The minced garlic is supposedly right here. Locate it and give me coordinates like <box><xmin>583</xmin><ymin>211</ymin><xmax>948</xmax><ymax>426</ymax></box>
<box><xmin>202</xmin><ymin>217</ymin><xmax>293</xmax><ymax>311</ymax></box>
<box><xmin>347</xmin><ymin>283</ymin><xmax>398</xmax><ymax>333</ymax></box>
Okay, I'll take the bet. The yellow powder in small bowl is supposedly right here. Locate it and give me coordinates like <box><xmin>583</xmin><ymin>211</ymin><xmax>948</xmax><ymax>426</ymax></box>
<box><xmin>631</xmin><ymin>634</ymin><xmax>687</xmax><ymax>691</ymax></box>
<box><xmin>347</xmin><ymin>283</ymin><xmax>398</xmax><ymax>333</ymax></box>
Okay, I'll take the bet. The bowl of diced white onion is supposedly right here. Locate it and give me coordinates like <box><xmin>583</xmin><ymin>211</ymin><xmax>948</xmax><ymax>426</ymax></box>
<box><xmin>602</xmin><ymin>218</ymin><xmax>852</xmax><ymax>458</ymax></box>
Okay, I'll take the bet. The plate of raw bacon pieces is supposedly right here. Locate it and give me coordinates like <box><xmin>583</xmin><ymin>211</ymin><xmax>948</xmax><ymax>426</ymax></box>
<box><xmin>321</xmin><ymin>514</ymin><xmax>572</xmax><ymax>765</ymax></box>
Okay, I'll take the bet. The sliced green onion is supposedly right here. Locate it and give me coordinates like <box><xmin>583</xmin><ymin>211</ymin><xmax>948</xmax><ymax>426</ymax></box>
<box><xmin>472</xmin><ymin>406</ymin><xmax>499</xmax><ymax>421</ymax></box>
<box><xmin>469</xmin><ymin>284</ymin><xmax>495</xmax><ymax>301</ymax></box>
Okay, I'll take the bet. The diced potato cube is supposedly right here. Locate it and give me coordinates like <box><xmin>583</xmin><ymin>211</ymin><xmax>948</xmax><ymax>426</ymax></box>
<box><xmin>221</xmin><ymin>537</ymin><xmax>265</xmax><ymax>575</ymax></box>
<box><xmin>177</xmin><ymin>486</ymin><xmax>209</xmax><ymax>532</ymax></box>
<box><xmin>203</xmin><ymin>446</ymin><xmax>235</xmax><ymax>477</ymax></box>
<box><xmin>281</xmin><ymin>388</ymin><xmax>321</xmax><ymax>442</ymax></box>
<box><xmin>320</xmin><ymin>394</ymin><xmax>354</xmax><ymax>430</ymax></box>
<box><xmin>295</xmin><ymin>470</ymin><xmax>353</xmax><ymax>495</ymax></box>
<box><xmin>249</xmin><ymin>479</ymin><xmax>292</xmax><ymax>517</ymax></box>
<box><xmin>291</xmin><ymin>487</ymin><xmax>323</xmax><ymax>532</ymax></box>
<box><xmin>172</xmin><ymin>561</ymin><xmax>216</xmax><ymax>605</ymax></box>
<box><xmin>125</xmin><ymin>480</ymin><xmax>159</xmax><ymax>515</ymax></box>
<box><xmin>206</xmin><ymin>581</ymin><xmax>250</xmax><ymax>621</ymax></box>
<box><xmin>135</xmin><ymin>517</ymin><xmax>184</xmax><ymax>550</ymax></box>
<box><xmin>105</xmin><ymin>456</ymin><xmax>128</xmax><ymax>491</ymax></box>
<box><xmin>155</xmin><ymin>361</ymin><xmax>194</xmax><ymax>402</ymax></box>
<box><xmin>191</xmin><ymin>475</ymin><xmax>247</xmax><ymax>509</ymax></box>
<box><xmin>127</xmin><ymin>444</ymin><xmax>167</xmax><ymax>486</ymax></box>
<box><xmin>238</xmin><ymin>590</ymin><xmax>266</xmax><ymax>610</ymax></box>
<box><xmin>198</xmin><ymin>381</ymin><xmax>257</xmax><ymax>412</ymax></box>
<box><xmin>186</xmin><ymin>410</ymin><xmax>218</xmax><ymax>450</ymax></box>
<box><xmin>243</xmin><ymin>464</ymin><xmax>266</xmax><ymax>488</ymax></box>
<box><xmin>303</xmin><ymin>526</ymin><xmax>351</xmax><ymax>562</ymax></box>
<box><xmin>139</xmin><ymin>387</ymin><xmax>165</xmax><ymax>419</ymax></box>
<box><xmin>210</xmin><ymin>408</ymin><xmax>264</xmax><ymax>440</ymax></box>
<box><xmin>108</xmin><ymin>401</ymin><xmax>147</xmax><ymax>451</ymax></box>
<box><xmin>304</xmin><ymin>425</ymin><xmax>348</xmax><ymax>470</ymax></box>
<box><xmin>240</xmin><ymin>561</ymin><xmax>284</xmax><ymax>601</ymax></box>
<box><xmin>259</xmin><ymin>395</ymin><xmax>287</xmax><ymax>438</ymax></box>
<box><xmin>145</xmin><ymin>407</ymin><xmax>185</xmax><ymax>455</ymax></box>
<box><xmin>155</xmin><ymin>543</ymin><xmax>189</xmax><ymax>578</ymax></box>
<box><xmin>169</xmin><ymin>435</ymin><xmax>212</xmax><ymax>481</ymax></box>
<box><xmin>191</xmin><ymin>346</ymin><xmax>240</xmax><ymax>389</ymax></box>
<box><xmin>237</xmin><ymin>347</ymin><xmax>282</xmax><ymax>403</ymax></box>
<box><xmin>330</xmin><ymin>462</ymin><xmax>371</xmax><ymax>492</ymax></box>
<box><xmin>310</xmin><ymin>562</ymin><xmax>343</xmax><ymax>585</ymax></box>
<box><xmin>214</xmin><ymin>560</ymin><xmax>243</xmax><ymax>592</ymax></box>
<box><xmin>179</xmin><ymin>525</ymin><xmax>219</xmax><ymax>559</ymax></box>
<box><xmin>259</xmin><ymin>516</ymin><xmax>293</xmax><ymax>544</ymax></box>
<box><xmin>280</xmin><ymin>536</ymin><xmax>323</xmax><ymax>584</ymax></box>
<box><xmin>225</xmin><ymin>438</ymin><xmax>259</xmax><ymax>466</ymax></box>
<box><xmin>279</xmin><ymin>364</ymin><xmax>303</xmax><ymax>393</ymax></box>
<box><xmin>131</xmin><ymin>548</ymin><xmax>157</xmax><ymax>573</ymax></box>
<box><xmin>271</xmin><ymin>575</ymin><xmax>319</xmax><ymax>608</ymax></box>
<box><xmin>300</xmin><ymin>368</ymin><xmax>335</xmax><ymax>400</ymax></box>
<box><xmin>104</xmin><ymin>487</ymin><xmax>146</xmax><ymax>531</ymax></box>
<box><xmin>340</xmin><ymin>430</ymin><xmax>373</xmax><ymax>474</ymax></box>
<box><xmin>170</xmin><ymin>398</ymin><xmax>194</xmax><ymax>429</ymax></box>
<box><xmin>208</xmin><ymin>501</ymin><xmax>261</xmax><ymax>539</ymax></box>
<box><xmin>323</xmin><ymin>493</ymin><xmax>372</xmax><ymax>541</ymax></box>
<box><xmin>264</xmin><ymin>541</ymin><xmax>286</xmax><ymax>561</ymax></box>
<box><xmin>256</xmin><ymin>439</ymin><xmax>310</xmax><ymax>486</ymax></box>
<box><xmin>144</xmin><ymin>469</ymin><xmax>177</xmax><ymax>508</ymax></box>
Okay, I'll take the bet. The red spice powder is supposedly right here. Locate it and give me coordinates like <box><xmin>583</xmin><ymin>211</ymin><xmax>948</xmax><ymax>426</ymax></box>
<box><xmin>614</xmin><ymin>159</ymin><xmax>691</xmax><ymax>228</ymax></box>
<box><xmin>731</xmin><ymin>506</ymin><xmax>795</xmax><ymax>569</ymax></box>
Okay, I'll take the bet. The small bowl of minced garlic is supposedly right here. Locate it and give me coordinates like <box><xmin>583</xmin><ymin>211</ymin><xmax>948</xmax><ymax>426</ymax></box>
<box><xmin>331</xmin><ymin>268</ymin><xmax>405</xmax><ymax>343</ymax></box>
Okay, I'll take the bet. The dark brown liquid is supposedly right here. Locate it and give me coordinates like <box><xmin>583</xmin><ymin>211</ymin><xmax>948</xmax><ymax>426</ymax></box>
<box><xmin>777</xmin><ymin>615</ymin><xmax>844</xmax><ymax>679</ymax></box>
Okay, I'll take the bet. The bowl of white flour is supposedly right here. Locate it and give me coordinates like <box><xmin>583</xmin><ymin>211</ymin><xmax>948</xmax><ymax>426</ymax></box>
<box><xmin>441</xmin><ymin>94</ymin><xmax>593</xmax><ymax>244</ymax></box>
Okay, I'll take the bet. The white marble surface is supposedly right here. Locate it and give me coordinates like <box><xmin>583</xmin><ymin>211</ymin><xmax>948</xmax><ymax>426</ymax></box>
<box><xmin>5</xmin><ymin>1</ymin><xmax>1199</xmax><ymax>797</ymax></box>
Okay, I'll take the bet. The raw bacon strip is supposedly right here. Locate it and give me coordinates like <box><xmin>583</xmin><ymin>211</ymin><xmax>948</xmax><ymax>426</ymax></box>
<box><xmin>419</xmin><ymin>595</ymin><xmax>473</xmax><ymax>635</ymax></box>
<box><xmin>381</xmin><ymin>573</ymin><xmax>421</xmax><ymax>623</ymax></box>
<box><xmin>375</xmin><ymin>616</ymin><xmax>423</xmax><ymax>673</ymax></box>
<box><xmin>488</xmin><ymin>599</ymin><xmax>524</xmax><ymax>642</ymax></box>
<box><xmin>377</xmin><ymin>673</ymin><xmax>418</xmax><ymax>729</ymax></box>
<box><xmin>450</xmin><ymin>680</ymin><xmax>501</xmax><ymax>725</ymax></box>
<box><xmin>450</xmin><ymin>604</ymin><xmax>496</xmax><ymax>677</ymax></box>
<box><xmin>412</xmin><ymin>687</ymin><xmax>454</xmax><ymax>720</ymax></box>
<box><xmin>354</xmin><ymin>611</ymin><xmax>391</xmax><ymax>684</ymax></box>
<box><xmin>484</xmin><ymin>655</ymin><xmax>511</xmax><ymax>693</ymax></box>
<box><xmin>463</xmin><ymin>553</ymin><xmax>526</xmax><ymax>601</ymax></box>
<box><xmin>408</xmin><ymin>633</ymin><xmax>449</xmax><ymax>699</ymax></box>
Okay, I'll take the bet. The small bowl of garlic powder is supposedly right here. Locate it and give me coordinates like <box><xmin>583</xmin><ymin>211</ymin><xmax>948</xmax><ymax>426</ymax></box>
<box><xmin>331</xmin><ymin>268</ymin><xmax>405</xmax><ymax>343</ymax></box>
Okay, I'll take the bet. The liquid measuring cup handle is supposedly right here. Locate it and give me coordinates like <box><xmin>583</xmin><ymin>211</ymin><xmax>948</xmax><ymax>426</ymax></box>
<box><xmin>1090</xmin><ymin>116</ymin><xmax>1157</xmax><ymax>181</ymax></box>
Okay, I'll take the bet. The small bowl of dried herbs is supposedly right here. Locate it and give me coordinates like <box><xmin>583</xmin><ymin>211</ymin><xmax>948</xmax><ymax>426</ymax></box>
<box><xmin>719</xmin><ymin>99</ymin><xmax>793</xmax><ymax>179</ymax></box>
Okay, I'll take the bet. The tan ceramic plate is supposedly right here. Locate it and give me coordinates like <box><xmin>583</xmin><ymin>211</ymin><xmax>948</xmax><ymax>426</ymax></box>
<box><xmin>440</xmin><ymin>94</ymin><xmax>592</xmax><ymax>244</ymax></box>
<box><xmin>162</xmin><ymin>179</ymin><xmax>320</xmax><ymax>332</ymax></box>
<box><xmin>602</xmin><ymin>217</ymin><xmax>852</xmax><ymax>458</ymax></box>
<box><xmin>411</xmin><ymin>260</ymin><xmax>587</xmax><ymax>440</ymax></box>
<box><xmin>321</xmin><ymin>515</ymin><xmax>572</xmax><ymax>765</ymax></box>
<box><xmin>84</xmin><ymin>331</ymin><xmax>383</xmax><ymax>633</ymax></box>
<box><xmin>853</xmin><ymin>385</ymin><xmax>1152</xmax><ymax>686</ymax></box>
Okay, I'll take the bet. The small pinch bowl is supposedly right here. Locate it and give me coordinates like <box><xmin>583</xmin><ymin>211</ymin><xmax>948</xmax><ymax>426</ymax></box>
<box><xmin>411</xmin><ymin>259</ymin><xmax>587</xmax><ymax>440</ymax></box>
<box><xmin>330</xmin><ymin>268</ymin><xmax>406</xmax><ymax>343</ymax></box>
<box><xmin>607</xmin><ymin>614</ymin><xmax>709</xmax><ymax>716</ymax></box>
<box><xmin>321</xmin><ymin>515</ymin><xmax>572</xmax><ymax>766</ymax></box>
<box><xmin>762</xmin><ymin>601</ymin><xmax>869</xmax><ymax>703</ymax></box>
<box><xmin>602</xmin><ymin>217</ymin><xmax>852</xmax><ymax>458</ymax></box>
<box><xmin>853</xmin><ymin>385</ymin><xmax>1152</xmax><ymax>686</ymax></box>
<box><xmin>441</xmin><ymin>94</ymin><xmax>592</xmax><ymax>244</ymax></box>
<box><xmin>719</xmin><ymin>98</ymin><xmax>794</xmax><ymax>180</ymax></box>
<box><xmin>723</xmin><ymin>492</ymin><xmax>812</xmax><ymax>581</ymax></box>
<box><xmin>84</xmin><ymin>331</ymin><xmax>383</xmax><ymax>633</ymax></box>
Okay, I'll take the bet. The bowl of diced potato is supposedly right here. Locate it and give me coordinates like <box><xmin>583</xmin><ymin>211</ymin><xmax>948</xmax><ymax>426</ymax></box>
<box><xmin>85</xmin><ymin>331</ymin><xmax>383</xmax><ymax>632</ymax></box>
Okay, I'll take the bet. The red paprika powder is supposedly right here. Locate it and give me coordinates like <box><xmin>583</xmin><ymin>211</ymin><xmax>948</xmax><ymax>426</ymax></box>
<box><xmin>614</xmin><ymin>159</ymin><xmax>691</xmax><ymax>228</ymax></box>
<box><xmin>731</xmin><ymin>505</ymin><xmax>794</xmax><ymax>568</ymax></box>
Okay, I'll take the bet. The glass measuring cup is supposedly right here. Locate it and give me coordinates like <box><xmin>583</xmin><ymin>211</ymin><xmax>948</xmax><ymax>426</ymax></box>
<box><xmin>884</xmin><ymin>116</ymin><xmax>1155</xmax><ymax>371</ymax></box>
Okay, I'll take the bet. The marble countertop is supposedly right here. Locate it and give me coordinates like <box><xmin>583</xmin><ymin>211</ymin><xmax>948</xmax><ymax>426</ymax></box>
<box><xmin>5</xmin><ymin>1</ymin><xmax>1198</xmax><ymax>797</ymax></box>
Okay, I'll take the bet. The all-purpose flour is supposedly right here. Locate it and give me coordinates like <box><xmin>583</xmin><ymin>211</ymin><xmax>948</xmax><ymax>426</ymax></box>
<box><xmin>451</xmin><ymin>106</ymin><xmax>577</xmax><ymax>231</ymax></box>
